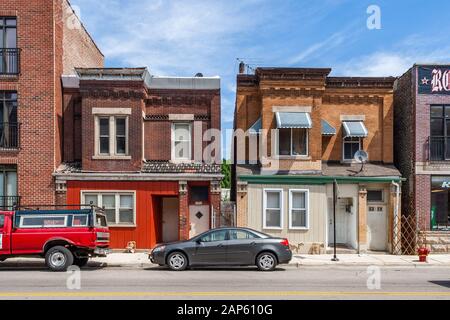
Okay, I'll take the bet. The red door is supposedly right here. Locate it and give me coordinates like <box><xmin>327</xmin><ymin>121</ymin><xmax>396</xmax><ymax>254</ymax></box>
<box><xmin>0</xmin><ymin>213</ymin><xmax>11</xmax><ymax>255</ymax></box>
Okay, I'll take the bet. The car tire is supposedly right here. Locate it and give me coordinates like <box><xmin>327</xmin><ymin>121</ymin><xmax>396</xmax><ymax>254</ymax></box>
<box><xmin>73</xmin><ymin>257</ymin><xmax>89</xmax><ymax>268</ymax></box>
<box><xmin>256</xmin><ymin>252</ymin><xmax>277</xmax><ymax>271</ymax></box>
<box><xmin>45</xmin><ymin>246</ymin><xmax>74</xmax><ymax>272</ymax></box>
<box><xmin>0</xmin><ymin>257</ymin><xmax>6</xmax><ymax>262</ymax></box>
<box><xmin>167</xmin><ymin>252</ymin><xmax>188</xmax><ymax>271</ymax></box>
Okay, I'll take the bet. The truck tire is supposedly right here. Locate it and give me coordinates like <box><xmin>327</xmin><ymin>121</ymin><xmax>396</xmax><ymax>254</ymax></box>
<box><xmin>0</xmin><ymin>257</ymin><xmax>6</xmax><ymax>262</ymax></box>
<box><xmin>45</xmin><ymin>246</ymin><xmax>74</xmax><ymax>272</ymax></box>
<box><xmin>73</xmin><ymin>257</ymin><xmax>89</xmax><ymax>268</ymax></box>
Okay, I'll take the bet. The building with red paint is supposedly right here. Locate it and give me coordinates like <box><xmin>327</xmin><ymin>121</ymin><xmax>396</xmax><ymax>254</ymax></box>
<box><xmin>55</xmin><ymin>68</ymin><xmax>222</xmax><ymax>249</ymax></box>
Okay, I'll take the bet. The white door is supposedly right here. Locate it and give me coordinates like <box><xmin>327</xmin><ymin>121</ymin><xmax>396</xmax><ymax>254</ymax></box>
<box><xmin>162</xmin><ymin>198</ymin><xmax>179</xmax><ymax>243</ymax></box>
<box><xmin>189</xmin><ymin>205</ymin><xmax>210</xmax><ymax>238</ymax></box>
<box><xmin>328</xmin><ymin>199</ymin><xmax>348</xmax><ymax>245</ymax></box>
<box><xmin>367</xmin><ymin>205</ymin><xmax>388</xmax><ymax>251</ymax></box>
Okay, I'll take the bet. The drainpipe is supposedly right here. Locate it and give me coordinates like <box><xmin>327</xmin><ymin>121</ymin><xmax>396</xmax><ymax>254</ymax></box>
<box><xmin>392</xmin><ymin>181</ymin><xmax>401</xmax><ymax>255</ymax></box>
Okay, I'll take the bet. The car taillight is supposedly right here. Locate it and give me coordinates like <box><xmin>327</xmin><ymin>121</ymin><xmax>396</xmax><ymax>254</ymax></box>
<box><xmin>96</xmin><ymin>232</ymin><xmax>110</xmax><ymax>242</ymax></box>
<box><xmin>280</xmin><ymin>239</ymin><xmax>289</xmax><ymax>247</ymax></box>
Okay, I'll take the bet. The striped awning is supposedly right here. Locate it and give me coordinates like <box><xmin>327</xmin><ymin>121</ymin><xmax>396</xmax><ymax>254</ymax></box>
<box><xmin>321</xmin><ymin>120</ymin><xmax>336</xmax><ymax>136</ymax></box>
<box><xmin>275</xmin><ymin>112</ymin><xmax>312</xmax><ymax>129</ymax></box>
<box><xmin>248</xmin><ymin>117</ymin><xmax>262</xmax><ymax>134</ymax></box>
<box><xmin>343</xmin><ymin>121</ymin><xmax>368</xmax><ymax>138</ymax></box>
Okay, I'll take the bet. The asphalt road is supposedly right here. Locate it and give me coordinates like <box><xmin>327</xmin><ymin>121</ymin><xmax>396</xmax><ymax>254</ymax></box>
<box><xmin>0</xmin><ymin>264</ymin><xmax>449</xmax><ymax>300</ymax></box>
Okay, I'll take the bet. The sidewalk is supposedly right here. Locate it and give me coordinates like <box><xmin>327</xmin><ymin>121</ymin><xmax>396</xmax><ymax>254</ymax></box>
<box><xmin>2</xmin><ymin>253</ymin><xmax>450</xmax><ymax>269</ymax></box>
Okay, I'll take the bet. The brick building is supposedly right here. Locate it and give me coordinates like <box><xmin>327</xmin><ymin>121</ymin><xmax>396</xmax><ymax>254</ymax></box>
<box><xmin>394</xmin><ymin>64</ymin><xmax>450</xmax><ymax>253</ymax></box>
<box><xmin>233</xmin><ymin>67</ymin><xmax>402</xmax><ymax>254</ymax></box>
<box><xmin>0</xmin><ymin>0</ymin><xmax>103</xmax><ymax>209</ymax></box>
<box><xmin>55</xmin><ymin>68</ymin><xmax>222</xmax><ymax>249</ymax></box>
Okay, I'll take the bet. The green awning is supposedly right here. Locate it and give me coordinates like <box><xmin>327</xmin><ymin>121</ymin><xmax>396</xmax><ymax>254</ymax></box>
<box><xmin>343</xmin><ymin>121</ymin><xmax>368</xmax><ymax>138</ymax></box>
<box><xmin>321</xmin><ymin>120</ymin><xmax>336</xmax><ymax>136</ymax></box>
<box><xmin>276</xmin><ymin>112</ymin><xmax>312</xmax><ymax>129</ymax></box>
<box><xmin>248</xmin><ymin>118</ymin><xmax>262</xmax><ymax>134</ymax></box>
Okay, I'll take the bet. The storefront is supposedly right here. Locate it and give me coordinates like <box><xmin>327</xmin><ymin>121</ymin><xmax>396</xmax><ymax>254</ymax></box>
<box><xmin>431</xmin><ymin>176</ymin><xmax>450</xmax><ymax>230</ymax></box>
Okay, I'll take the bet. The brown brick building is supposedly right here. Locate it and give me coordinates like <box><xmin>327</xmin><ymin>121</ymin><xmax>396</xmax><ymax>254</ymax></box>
<box><xmin>0</xmin><ymin>0</ymin><xmax>103</xmax><ymax>209</ymax></box>
<box><xmin>55</xmin><ymin>69</ymin><xmax>222</xmax><ymax>249</ymax></box>
<box><xmin>233</xmin><ymin>67</ymin><xmax>402</xmax><ymax>254</ymax></box>
<box><xmin>394</xmin><ymin>64</ymin><xmax>450</xmax><ymax>253</ymax></box>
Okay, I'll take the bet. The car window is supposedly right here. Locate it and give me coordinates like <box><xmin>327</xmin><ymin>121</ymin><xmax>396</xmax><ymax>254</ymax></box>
<box><xmin>229</xmin><ymin>230</ymin><xmax>258</xmax><ymax>240</ymax></box>
<box><xmin>0</xmin><ymin>215</ymin><xmax>4</xmax><ymax>228</ymax></box>
<box><xmin>200</xmin><ymin>230</ymin><xmax>227</xmax><ymax>242</ymax></box>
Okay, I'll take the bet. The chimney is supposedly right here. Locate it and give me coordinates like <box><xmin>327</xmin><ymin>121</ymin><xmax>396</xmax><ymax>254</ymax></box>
<box><xmin>239</xmin><ymin>61</ymin><xmax>246</xmax><ymax>74</ymax></box>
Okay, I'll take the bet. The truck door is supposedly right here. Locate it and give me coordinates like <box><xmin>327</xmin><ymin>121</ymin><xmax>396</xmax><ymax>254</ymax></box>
<box><xmin>0</xmin><ymin>213</ymin><xmax>11</xmax><ymax>255</ymax></box>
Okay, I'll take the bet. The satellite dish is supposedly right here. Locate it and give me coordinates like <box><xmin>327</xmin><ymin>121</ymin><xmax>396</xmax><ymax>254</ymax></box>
<box><xmin>354</xmin><ymin>150</ymin><xmax>369</xmax><ymax>163</ymax></box>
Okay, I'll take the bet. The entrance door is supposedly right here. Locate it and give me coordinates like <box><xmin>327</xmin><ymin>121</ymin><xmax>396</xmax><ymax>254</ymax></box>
<box><xmin>189</xmin><ymin>205</ymin><xmax>210</xmax><ymax>238</ymax></box>
<box><xmin>367</xmin><ymin>205</ymin><xmax>388</xmax><ymax>251</ymax></box>
<box><xmin>329</xmin><ymin>199</ymin><xmax>348</xmax><ymax>245</ymax></box>
<box><xmin>162</xmin><ymin>198</ymin><xmax>179</xmax><ymax>243</ymax></box>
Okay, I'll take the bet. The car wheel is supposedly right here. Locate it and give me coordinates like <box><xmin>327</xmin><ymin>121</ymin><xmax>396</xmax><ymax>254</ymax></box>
<box><xmin>45</xmin><ymin>246</ymin><xmax>74</xmax><ymax>272</ymax></box>
<box><xmin>167</xmin><ymin>252</ymin><xmax>188</xmax><ymax>271</ymax></box>
<box><xmin>73</xmin><ymin>257</ymin><xmax>89</xmax><ymax>268</ymax></box>
<box><xmin>256</xmin><ymin>252</ymin><xmax>277</xmax><ymax>271</ymax></box>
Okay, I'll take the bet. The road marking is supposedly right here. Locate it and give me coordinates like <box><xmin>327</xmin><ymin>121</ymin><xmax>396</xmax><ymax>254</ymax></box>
<box><xmin>0</xmin><ymin>291</ymin><xmax>450</xmax><ymax>298</ymax></box>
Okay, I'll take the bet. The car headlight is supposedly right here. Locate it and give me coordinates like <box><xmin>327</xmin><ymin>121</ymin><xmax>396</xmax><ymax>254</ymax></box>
<box><xmin>152</xmin><ymin>246</ymin><xmax>166</xmax><ymax>253</ymax></box>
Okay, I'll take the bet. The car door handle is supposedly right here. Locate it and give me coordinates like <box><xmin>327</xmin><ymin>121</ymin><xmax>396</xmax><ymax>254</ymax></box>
<box><xmin>217</xmin><ymin>243</ymin><xmax>224</xmax><ymax>247</ymax></box>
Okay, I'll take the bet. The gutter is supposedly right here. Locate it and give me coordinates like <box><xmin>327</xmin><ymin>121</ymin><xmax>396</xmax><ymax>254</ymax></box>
<box><xmin>238</xmin><ymin>175</ymin><xmax>405</xmax><ymax>185</ymax></box>
<box><xmin>53</xmin><ymin>172</ymin><xmax>224</xmax><ymax>182</ymax></box>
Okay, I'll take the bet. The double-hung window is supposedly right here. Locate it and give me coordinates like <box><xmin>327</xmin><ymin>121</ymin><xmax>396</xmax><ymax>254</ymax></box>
<box><xmin>96</xmin><ymin>116</ymin><xmax>129</xmax><ymax>157</ymax></box>
<box><xmin>172</xmin><ymin>123</ymin><xmax>192</xmax><ymax>161</ymax></box>
<box><xmin>263</xmin><ymin>189</ymin><xmax>283</xmax><ymax>229</ymax></box>
<box><xmin>343</xmin><ymin>137</ymin><xmax>361</xmax><ymax>161</ymax></box>
<box><xmin>278</xmin><ymin>128</ymin><xmax>308</xmax><ymax>156</ymax></box>
<box><xmin>83</xmin><ymin>192</ymin><xmax>135</xmax><ymax>226</ymax></box>
<box><xmin>289</xmin><ymin>190</ymin><xmax>309</xmax><ymax>229</ymax></box>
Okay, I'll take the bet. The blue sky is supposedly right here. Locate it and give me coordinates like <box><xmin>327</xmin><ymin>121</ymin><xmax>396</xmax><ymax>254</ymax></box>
<box><xmin>70</xmin><ymin>0</ymin><xmax>450</xmax><ymax>159</ymax></box>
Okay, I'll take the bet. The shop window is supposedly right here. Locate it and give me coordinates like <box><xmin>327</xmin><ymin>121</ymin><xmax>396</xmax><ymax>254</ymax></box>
<box><xmin>431</xmin><ymin>177</ymin><xmax>450</xmax><ymax>230</ymax></box>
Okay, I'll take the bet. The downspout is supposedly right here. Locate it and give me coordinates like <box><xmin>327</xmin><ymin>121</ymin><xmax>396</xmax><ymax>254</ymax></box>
<box><xmin>392</xmin><ymin>181</ymin><xmax>401</xmax><ymax>255</ymax></box>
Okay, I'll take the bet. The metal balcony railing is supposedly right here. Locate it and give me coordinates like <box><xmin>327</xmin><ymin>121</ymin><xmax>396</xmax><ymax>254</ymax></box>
<box><xmin>0</xmin><ymin>48</ymin><xmax>20</xmax><ymax>75</ymax></box>
<box><xmin>0</xmin><ymin>196</ymin><xmax>20</xmax><ymax>210</ymax></box>
<box><xmin>0</xmin><ymin>122</ymin><xmax>20</xmax><ymax>149</ymax></box>
<box><xmin>429</xmin><ymin>136</ymin><xmax>450</xmax><ymax>161</ymax></box>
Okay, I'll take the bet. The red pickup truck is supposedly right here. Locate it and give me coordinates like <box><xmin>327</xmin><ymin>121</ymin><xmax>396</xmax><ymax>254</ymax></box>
<box><xmin>0</xmin><ymin>207</ymin><xmax>110</xmax><ymax>271</ymax></box>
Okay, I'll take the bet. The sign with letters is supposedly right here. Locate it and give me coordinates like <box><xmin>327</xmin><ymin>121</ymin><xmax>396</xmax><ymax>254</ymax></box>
<box><xmin>418</xmin><ymin>66</ymin><xmax>450</xmax><ymax>95</ymax></box>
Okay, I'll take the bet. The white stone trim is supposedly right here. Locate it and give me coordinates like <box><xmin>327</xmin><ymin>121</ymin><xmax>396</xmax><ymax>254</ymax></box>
<box><xmin>340</xmin><ymin>115</ymin><xmax>366</xmax><ymax>121</ymax></box>
<box><xmin>272</xmin><ymin>106</ymin><xmax>312</xmax><ymax>113</ymax></box>
<box><xmin>169</xmin><ymin>114</ymin><xmax>195</xmax><ymax>121</ymax></box>
<box><xmin>92</xmin><ymin>108</ymin><xmax>132</xmax><ymax>115</ymax></box>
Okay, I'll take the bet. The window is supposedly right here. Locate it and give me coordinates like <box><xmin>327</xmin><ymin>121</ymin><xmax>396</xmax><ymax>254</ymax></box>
<box><xmin>95</xmin><ymin>116</ymin><xmax>128</xmax><ymax>157</ymax></box>
<box><xmin>263</xmin><ymin>189</ymin><xmax>283</xmax><ymax>229</ymax></box>
<box><xmin>343</xmin><ymin>137</ymin><xmax>361</xmax><ymax>161</ymax></box>
<box><xmin>19</xmin><ymin>215</ymin><xmax>67</xmax><ymax>228</ymax></box>
<box><xmin>289</xmin><ymin>190</ymin><xmax>309</xmax><ymax>229</ymax></box>
<box><xmin>82</xmin><ymin>192</ymin><xmax>135</xmax><ymax>226</ymax></box>
<box><xmin>430</xmin><ymin>105</ymin><xmax>450</xmax><ymax>161</ymax></box>
<box><xmin>431</xmin><ymin>176</ymin><xmax>450</xmax><ymax>230</ymax></box>
<box><xmin>0</xmin><ymin>17</ymin><xmax>18</xmax><ymax>74</ymax></box>
<box><xmin>172</xmin><ymin>123</ymin><xmax>192</xmax><ymax>161</ymax></box>
<box><xmin>0</xmin><ymin>92</ymin><xmax>18</xmax><ymax>149</ymax></box>
<box><xmin>200</xmin><ymin>230</ymin><xmax>228</xmax><ymax>242</ymax></box>
<box><xmin>0</xmin><ymin>214</ymin><xmax>4</xmax><ymax>228</ymax></box>
<box><xmin>367</xmin><ymin>190</ymin><xmax>384</xmax><ymax>203</ymax></box>
<box><xmin>278</xmin><ymin>128</ymin><xmax>308</xmax><ymax>156</ymax></box>
<box><xmin>190</xmin><ymin>186</ymin><xmax>209</xmax><ymax>203</ymax></box>
<box><xmin>229</xmin><ymin>229</ymin><xmax>258</xmax><ymax>240</ymax></box>
<box><xmin>0</xmin><ymin>165</ymin><xmax>17</xmax><ymax>209</ymax></box>
<box><xmin>72</xmin><ymin>215</ymin><xmax>88</xmax><ymax>227</ymax></box>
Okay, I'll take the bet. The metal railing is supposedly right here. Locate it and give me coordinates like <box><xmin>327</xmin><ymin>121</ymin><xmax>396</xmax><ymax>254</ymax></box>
<box><xmin>0</xmin><ymin>48</ymin><xmax>20</xmax><ymax>75</ymax></box>
<box><xmin>0</xmin><ymin>122</ymin><xmax>19</xmax><ymax>149</ymax></box>
<box><xmin>429</xmin><ymin>136</ymin><xmax>450</xmax><ymax>161</ymax></box>
<box><xmin>0</xmin><ymin>196</ymin><xmax>20</xmax><ymax>210</ymax></box>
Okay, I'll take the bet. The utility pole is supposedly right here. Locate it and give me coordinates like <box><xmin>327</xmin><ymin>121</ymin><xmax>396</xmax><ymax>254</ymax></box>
<box><xmin>332</xmin><ymin>180</ymin><xmax>339</xmax><ymax>262</ymax></box>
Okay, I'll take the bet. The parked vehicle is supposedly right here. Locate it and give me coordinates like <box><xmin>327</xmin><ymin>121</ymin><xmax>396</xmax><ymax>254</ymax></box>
<box><xmin>0</xmin><ymin>207</ymin><xmax>110</xmax><ymax>271</ymax></box>
<box><xmin>149</xmin><ymin>227</ymin><xmax>292</xmax><ymax>271</ymax></box>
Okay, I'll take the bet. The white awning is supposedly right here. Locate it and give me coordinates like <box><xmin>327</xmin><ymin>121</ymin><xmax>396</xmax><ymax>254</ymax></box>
<box><xmin>276</xmin><ymin>112</ymin><xmax>312</xmax><ymax>129</ymax></box>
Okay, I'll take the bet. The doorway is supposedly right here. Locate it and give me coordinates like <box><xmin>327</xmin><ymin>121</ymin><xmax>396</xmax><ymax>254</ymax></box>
<box><xmin>189</xmin><ymin>205</ymin><xmax>210</xmax><ymax>238</ymax></box>
<box><xmin>367</xmin><ymin>205</ymin><xmax>388</xmax><ymax>251</ymax></box>
<box><xmin>161</xmin><ymin>197</ymin><xmax>179</xmax><ymax>243</ymax></box>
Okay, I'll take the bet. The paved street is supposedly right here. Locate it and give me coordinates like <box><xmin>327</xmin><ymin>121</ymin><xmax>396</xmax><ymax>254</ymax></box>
<box><xmin>0</xmin><ymin>264</ymin><xmax>449</xmax><ymax>300</ymax></box>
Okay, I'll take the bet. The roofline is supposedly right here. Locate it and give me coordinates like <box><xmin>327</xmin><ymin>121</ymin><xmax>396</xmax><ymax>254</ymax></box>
<box><xmin>238</xmin><ymin>175</ymin><xmax>404</xmax><ymax>184</ymax></box>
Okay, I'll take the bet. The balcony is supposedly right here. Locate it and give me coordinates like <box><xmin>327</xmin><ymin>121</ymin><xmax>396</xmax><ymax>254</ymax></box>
<box><xmin>0</xmin><ymin>196</ymin><xmax>20</xmax><ymax>210</ymax></box>
<box><xmin>0</xmin><ymin>48</ymin><xmax>20</xmax><ymax>75</ymax></box>
<box><xmin>0</xmin><ymin>123</ymin><xmax>20</xmax><ymax>150</ymax></box>
<box><xmin>429</xmin><ymin>136</ymin><xmax>450</xmax><ymax>161</ymax></box>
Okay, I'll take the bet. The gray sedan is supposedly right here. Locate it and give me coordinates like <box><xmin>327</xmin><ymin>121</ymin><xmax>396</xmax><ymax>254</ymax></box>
<box><xmin>149</xmin><ymin>228</ymin><xmax>292</xmax><ymax>271</ymax></box>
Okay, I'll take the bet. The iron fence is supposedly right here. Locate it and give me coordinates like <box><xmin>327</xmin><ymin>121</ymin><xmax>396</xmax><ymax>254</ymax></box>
<box><xmin>0</xmin><ymin>48</ymin><xmax>20</xmax><ymax>75</ymax></box>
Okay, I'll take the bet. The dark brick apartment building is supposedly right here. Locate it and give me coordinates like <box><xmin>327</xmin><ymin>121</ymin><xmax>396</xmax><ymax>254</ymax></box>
<box><xmin>0</xmin><ymin>0</ymin><xmax>103</xmax><ymax>208</ymax></box>
<box><xmin>394</xmin><ymin>64</ymin><xmax>450</xmax><ymax>252</ymax></box>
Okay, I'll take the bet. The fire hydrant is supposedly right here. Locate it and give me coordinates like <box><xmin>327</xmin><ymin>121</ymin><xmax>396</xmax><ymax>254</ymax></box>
<box><xmin>418</xmin><ymin>246</ymin><xmax>430</xmax><ymax>262</ymax></box>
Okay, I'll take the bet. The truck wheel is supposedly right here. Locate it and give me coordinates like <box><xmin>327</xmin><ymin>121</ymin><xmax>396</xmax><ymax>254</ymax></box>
<box><xmin>73</xmin><ymin>257</ymin><xmax>89</xmax><ymax>268</ymax></box>
<box><xmin>45</xmin><ymin>246</ymin><xmax>74</xmax><ymax>272</ymax></box>
<box><xmin>0</xmin><ymin>257</ymin><xmax>6</xmax><ymax>262</ymax></box>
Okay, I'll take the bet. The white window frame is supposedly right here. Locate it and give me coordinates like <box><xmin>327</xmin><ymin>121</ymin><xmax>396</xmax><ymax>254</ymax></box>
<box><xmin>367</xmin><ymin>189</ymin><xmax>385</xmax><ymax>204</ymax></box>
<box><xmin>19</xmin><ymin>215</ymin><xmax>68</xmax><ymax>229</ymax></box>
<box><xmin>276</xmin><ymin>128</ymin><xmax>309</xmax><ymax>157</ymax></box>
<box><xmin>94</xmin><ymin>115</ymin><xmax>130</xmax><ymax>158</ymax></box>
<box><xmin>342</xmin><ymin>137</ymin><xmax>361</xmax><ymax>161</ymax></box>
<box><xmin>81</xmin><ymin>191</ymin><xmax>136</xmax><ymax>227</ymax></box>
<box><xmin>171</xmin><ymin>122</ymin><xmax>192</xmax><ymax>162</ymax></box>
<box><xmin>289</xmin><ymin>189</ymin><xmax>310</xmax><ymax>230</ymax></box>
<box><xmin>263</xmin><ymin>188</ymin><xmax>284</xmax><ymax>230</ymax></box>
